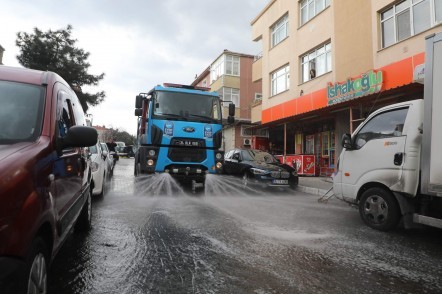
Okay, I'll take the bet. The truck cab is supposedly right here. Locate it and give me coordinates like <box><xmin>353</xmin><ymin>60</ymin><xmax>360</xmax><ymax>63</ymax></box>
<box><xmin>134</xmin><ymin>83</ymin><xmax>234</xmax><ymax>190</ymax></box>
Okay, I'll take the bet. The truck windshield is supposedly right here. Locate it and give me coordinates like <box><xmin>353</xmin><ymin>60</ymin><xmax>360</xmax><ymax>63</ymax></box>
<box><xmin>0</xmin><ymin>81</ymin><xmax>45</xmax><ymax>143</ymax></box>
<box><xmin>153</xmin><ymin>91</ymin><xmax>221</xmax><ymax>123</ymax></box>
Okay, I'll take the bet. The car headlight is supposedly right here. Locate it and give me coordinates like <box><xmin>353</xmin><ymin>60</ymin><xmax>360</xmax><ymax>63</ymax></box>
<box><xmin>91</xmin><ymin>162</ymin><xmax>99</xmax><ymax>172</ymax></box>
<box><xmin>250</xmin><ymin>168</ymin><xmax>267</xmax><ymax>175</ymax></box>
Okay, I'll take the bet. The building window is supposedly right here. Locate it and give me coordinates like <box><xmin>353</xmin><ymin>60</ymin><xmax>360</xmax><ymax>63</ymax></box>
<box><xmin>300</xmin><ymin>0</ymin><xmax>331</xmax><ymax>25</ymax></box>
<box><xmin>271</xmin><ymin>65</ymin><xmax>290</xmax><ymax>96</ymax></box>
<box><xmin>254</xmin><ymin>93</ymin><xmax>263</xmax><ymax>103</ymax></box>
<box><xmin>210</xmin><ymin>54</ymin><xmax>240</xmax><ymax>83</ymax></box>
<box><xmin>222</xmin><ymin>87</ymin><xmax>240</xmax><ymax>107</ymax></box>
<box><xmin>381</xmin><ymin>0</ymin><xmax>440</xmax><ymax>49</ymax></box>
<box><xmin>241</xmin><ymin>125</ymin><xmax>253</xmax><ymax>137</ymax></box>
<box><xmin>271</xmin><ymin>14</ymin><xmax>289</xmax><ymax>47</ymax></box>
<box><xmin>225</xmin><ymin>55</ymin><xmax>240</xmax><ymax>76</ymax></box>
<box><xmin>301</xmin><ymin>43</ymin><xmax>332</xmax><ymax>83</ymax></box>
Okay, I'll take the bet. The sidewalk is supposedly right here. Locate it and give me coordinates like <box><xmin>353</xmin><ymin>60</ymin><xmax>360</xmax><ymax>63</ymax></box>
<box><xmin>296</xmin><ymin>176</ymin><xmax>333</xmax><ymax>196</ymax></box>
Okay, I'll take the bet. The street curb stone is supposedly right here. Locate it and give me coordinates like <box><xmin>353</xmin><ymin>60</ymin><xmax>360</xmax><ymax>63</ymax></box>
<box><xmin>296</xmin><ymin>185</ymin><xmax>329</xmax><ymax>196</ymax></box>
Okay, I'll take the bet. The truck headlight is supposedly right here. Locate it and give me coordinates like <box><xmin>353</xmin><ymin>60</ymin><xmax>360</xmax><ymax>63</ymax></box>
<box><xmin>215</xmin><ymin>153</ymin><xmax>222</xmax><ymax>160</ymax></box>
<box><xmin>216</xmin><ymin>162</ymin><xmax>222</xmax><ymax>169</ymax></box>
<box><xmin>148</xmin><ymin>150</ymin><xmax>156</xmax><ymax>156</ymax></box>
<box><xmin>147</xmin><ymin>159</ymin><xmax>154</xmax><ymax>166</ymax></box>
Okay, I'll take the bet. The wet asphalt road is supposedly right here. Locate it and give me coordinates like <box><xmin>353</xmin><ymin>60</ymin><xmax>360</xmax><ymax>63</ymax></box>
<box><xmin>49</xmin><ymin>158</ymin><xmax>442</xmax><ymax>294</ymax></box>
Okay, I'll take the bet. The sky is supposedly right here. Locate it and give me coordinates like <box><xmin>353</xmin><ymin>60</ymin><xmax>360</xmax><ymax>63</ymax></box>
<box><xmin>1</xmin><ymin>0</ymin><xmax>269</xmax><ymax>135</ymax></box>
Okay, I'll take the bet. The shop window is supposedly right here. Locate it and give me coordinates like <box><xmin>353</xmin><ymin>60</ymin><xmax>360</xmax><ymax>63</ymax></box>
<box><xmin>321</xmin><ymin>131</ymin><xmax>330</xmax><ymax>157</ymax></box>
<box><xmin>305</xmin><ymin>135</ymin><xmax>315</xmax><ymax>154</ymax></box>
<box><xmin>295</xmin><ymin>133</ymin><xmax>303</xmax><ymax>154</ymax></box>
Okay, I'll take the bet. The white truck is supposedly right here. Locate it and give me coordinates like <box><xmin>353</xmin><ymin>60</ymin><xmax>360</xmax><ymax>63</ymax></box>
<box><xmin>332</xmin><ymin>33</ymin><xmax>442</xmax><ymax>231</ymax></box>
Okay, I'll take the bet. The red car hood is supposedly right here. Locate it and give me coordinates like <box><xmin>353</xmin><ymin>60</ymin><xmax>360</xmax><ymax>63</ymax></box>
<box><xmin>0</xmin><ymin>142</ymin><xmax>33</xmax><ymax>162</ymax></box>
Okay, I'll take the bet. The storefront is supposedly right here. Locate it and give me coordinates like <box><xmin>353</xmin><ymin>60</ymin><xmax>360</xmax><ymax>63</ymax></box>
<box><xmin>255</xmin><ymin>53</ymin><xmax>425</xmax><ymax>177</ymax></box>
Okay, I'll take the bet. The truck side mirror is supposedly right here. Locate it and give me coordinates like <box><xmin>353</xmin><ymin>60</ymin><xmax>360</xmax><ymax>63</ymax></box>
<box><xmin>135</xmin><ymin>95</ymin><xmax>144</xmax><ymax>108</ymax></box>
<box><xmin>135</xmin><ymin>108</ymin><xmax>142</xmax><ymax>116</ymax></box>
<box><xmin>229</xmin><ymin>103</ymin><xmax>235</xmax><ymax>117</ymax></box>
<box><xmin>227</xmin><ymin>116</ymin><xmax>235</xmax><ymax>124</ymax></box>
<box><xmin>341</xmin><ymin>134</ymin><xmax>353</xmax><ymax>150</ymax></box>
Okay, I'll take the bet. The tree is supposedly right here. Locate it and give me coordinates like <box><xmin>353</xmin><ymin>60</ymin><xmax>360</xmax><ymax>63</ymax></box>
<box><xmin>16</xmin><ymin>25</ymin><xmax>105</xmax><ymax>112</ymax></box>
<box><xmin>104</xmin><ymin>128</ymin><xmax>136</xmax><ymax>146</ymax></box>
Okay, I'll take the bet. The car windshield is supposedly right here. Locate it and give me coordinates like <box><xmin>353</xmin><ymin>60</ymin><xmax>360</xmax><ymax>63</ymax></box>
<box><xmin>241</xmin><ymin>149</ymin><xmax>278</xmax><ymax>163</ymax></box>
<box><xmin>0</xmin><ymin>81</ymin><xmax>45</xmax><ymax>143</ymax></box>
<box><xmin>153</xmin><ymin>90</ymin><xmax>221</xmax><ymax>123</ymax></box>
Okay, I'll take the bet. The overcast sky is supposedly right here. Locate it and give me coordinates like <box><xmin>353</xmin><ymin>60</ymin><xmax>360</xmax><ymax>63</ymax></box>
<box><xmin>1</xmin><ymin>0</ymin><xmax>268</xmax><ymax>135</ymax></box>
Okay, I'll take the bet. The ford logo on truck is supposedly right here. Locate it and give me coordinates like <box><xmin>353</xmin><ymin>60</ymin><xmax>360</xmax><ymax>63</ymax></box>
<box><xmin>183</xmin><ymin>127</ymin><xmax>195</xmax><ymax>133</ymax></box>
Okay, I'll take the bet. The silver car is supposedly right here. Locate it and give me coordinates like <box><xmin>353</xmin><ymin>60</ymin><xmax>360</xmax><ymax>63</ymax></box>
<box><xmin>90</xmin><ymin>142</ymin><xmax>111</xmax><ymax>197</ymax></box>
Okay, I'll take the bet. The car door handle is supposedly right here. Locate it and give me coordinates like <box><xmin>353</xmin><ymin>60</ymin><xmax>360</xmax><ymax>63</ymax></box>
<box><xmin>394</xmin><ymin>152</ymin><xmax>404</xmax><ymax>166</ymax></box>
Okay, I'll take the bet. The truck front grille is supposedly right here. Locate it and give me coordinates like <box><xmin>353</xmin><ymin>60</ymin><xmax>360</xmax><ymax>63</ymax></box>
<box><xmin>168</xmin><ymin>139</ymin><xmax>206</xmax><ymax>163</ymax></box>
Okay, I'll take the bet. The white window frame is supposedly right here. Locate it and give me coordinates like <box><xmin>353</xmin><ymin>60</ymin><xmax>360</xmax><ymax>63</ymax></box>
<box><xmin>254</xmin><ymin>93</ymin><xmax>263</xmax><ymax>103</ymax></box>
<box><xmin>271</xmin><ymin>64</ymin><xmax>290</xmax><ymax>96</ymax></box>
<box><xmin>271</xmin><ymin>14</ymin><xmax>289</xmax><ymax>47</ymax></box>
<box><xmin>380</xmin><ymin>0</ymin><xmax>441</xmax><ymax>49</ymax></box>
<box><xmin>210</xmin><ymin>54</ymin><xmax>240</xmax><ymax>82</ymax></box>
<box><xmin>301</xmin><ymin>42</ymin><xmax>332</xmax><ymax>83</ymax></box>
<box><xmin>300</xmin><ymin>0</ymin><xmax>331</xmax><ymax>26</ymax></box>
<box><xmin>222</xmin><ymin>87</ymin><xmax>240</xmax><ymax>107</ymax></box>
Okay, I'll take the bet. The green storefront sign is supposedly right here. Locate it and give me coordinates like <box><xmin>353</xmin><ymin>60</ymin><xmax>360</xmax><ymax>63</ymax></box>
<box><xmin>327</xmin><ymin>70</ymin><xmax>383</xmax><ymax>105</ymax></box>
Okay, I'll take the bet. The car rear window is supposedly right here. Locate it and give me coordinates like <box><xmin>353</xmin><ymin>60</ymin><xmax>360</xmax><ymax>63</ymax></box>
<box><xmin>0</xmin><ymin>81</ymin><xmax>45</xmax><ymax>143</ymax></box>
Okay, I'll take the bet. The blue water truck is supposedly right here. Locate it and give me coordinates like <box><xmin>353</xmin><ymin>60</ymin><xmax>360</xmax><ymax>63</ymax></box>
<box><xmin>134</xmin><ymin>83</ymin><xmax>235</xmax><ymax>191</ymax></box>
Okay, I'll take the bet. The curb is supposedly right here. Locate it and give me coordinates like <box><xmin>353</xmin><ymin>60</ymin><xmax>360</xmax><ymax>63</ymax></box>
<box><xmin>296</xmin><ymin>185</ymin><xmax>330</xmax><ymax>196</ymax></box>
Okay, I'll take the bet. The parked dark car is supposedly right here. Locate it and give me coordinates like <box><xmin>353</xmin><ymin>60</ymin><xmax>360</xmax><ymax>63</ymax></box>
<box><xmin>0</xmin><ymin>66</ymin><xmax>97</xmax><ymax>293</ymax></box>
<box><xmin>122</xmin><ymin>145</ymin><xmax>135</xmax><ymax>158</ymax></box>
<box><xmin>223</xmin><ymin>148</ymin><xmax>298</xmax><ymax>189</ymax></box>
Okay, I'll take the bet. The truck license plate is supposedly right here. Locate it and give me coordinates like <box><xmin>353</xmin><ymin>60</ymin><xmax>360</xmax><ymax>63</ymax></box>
<box><xmin>272</xmin><ymin>179</ymin><xmax>288</xmax><ymax>185</ymax></box>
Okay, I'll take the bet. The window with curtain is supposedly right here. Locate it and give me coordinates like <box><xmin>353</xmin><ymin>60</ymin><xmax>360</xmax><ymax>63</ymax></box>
<box><xmin>271</xmin><ymin>14</ymin><xmax>289</xmax><ymax>47</ymax></box>
<box><xmin>381</xmin><ymin>0</ymin><xmax>439</xmax><ymax>49</ymax></box>
<box><xmin>300</xmin><ymin>0</ymin><xmax>331</xmax><ymax>26</ymax></box>
<box><xmin>301</xmin><ymin>43</ymin><xmax>332</xmax><ymax>83</ymax></box>
<box><xmin>271</xmin><ymin>65</ymin><xmax>290</xmax><ymax>96</ymax></box>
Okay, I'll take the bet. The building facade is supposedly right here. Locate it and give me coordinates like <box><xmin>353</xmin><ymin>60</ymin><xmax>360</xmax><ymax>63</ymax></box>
<box><xmin>251</xmin><ymin>0</ymin><xmax>441</xmax><ymax>176</ymax></box>
<box><xmin>192</xmin><ymin>50</ymin><xmax>263</xmax><ymax>151</ymax></box>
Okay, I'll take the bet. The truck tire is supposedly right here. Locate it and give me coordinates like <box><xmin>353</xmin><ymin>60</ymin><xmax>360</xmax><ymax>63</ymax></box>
<box><xmin>75</xmin><ymin>189</ymin><xmax>92</xmax><ymax>232</ymax></box>
<box><xmin>359</xmin><ymin>187</ymin><xmax>400</xmax><ymax>231</ymax></box>
<box><xmin>26</xmin><ymin>237</ymin><xmax>48</xmax><ymax>294</ymax></box>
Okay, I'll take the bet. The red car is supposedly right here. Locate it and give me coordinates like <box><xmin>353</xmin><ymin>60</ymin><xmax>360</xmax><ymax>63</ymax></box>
<box><xmin>0</xmin><ymin>66</ymin><xmax>97</xmax><ymax>293</ymax></box>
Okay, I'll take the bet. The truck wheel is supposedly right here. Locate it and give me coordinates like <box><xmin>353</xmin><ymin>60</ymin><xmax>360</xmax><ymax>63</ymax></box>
<box><xmin>75</xmin><ymin>189</ymin><xmax>92</xmax><ymax>232</ymax></box>
<box><xmin>359</xmin><ymin>187</ymin><xmax>400</xmax><ymax>231</ymax></box>
<box><xmin>26</xmin><ymin>237</ymin><xmax>48</xmax><ymax>294</ymax></box>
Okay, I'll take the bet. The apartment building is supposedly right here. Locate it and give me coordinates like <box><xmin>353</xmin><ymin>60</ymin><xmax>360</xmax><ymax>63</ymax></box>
<box><xmin>251</xmin><ymin>0</ymin><xmax>441</xmax><ymax>176</ymax></box>
<box><xmin>192</xmin><ymin>50</ymin><xmax>262</xmax><ymax>151</ymax></box>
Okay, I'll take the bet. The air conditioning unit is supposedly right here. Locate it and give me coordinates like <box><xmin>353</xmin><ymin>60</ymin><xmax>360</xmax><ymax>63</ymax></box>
<box><xmin>243</xmin><ymin>138</ymin><xmax>251</xmax><ymax>146</ymax></box>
